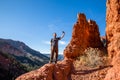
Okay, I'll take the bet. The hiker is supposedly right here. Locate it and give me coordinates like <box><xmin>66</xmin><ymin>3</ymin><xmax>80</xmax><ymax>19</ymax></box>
<box><xmin>49</xmin><ymin>31</ymin><xmax>65</xmax><ymax>63</ymax></box>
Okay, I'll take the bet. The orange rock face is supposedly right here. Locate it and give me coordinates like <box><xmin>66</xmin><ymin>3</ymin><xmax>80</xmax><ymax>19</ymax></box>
<box><xmin>106</xmin><ymin>0</ymin><xmax>120</xmax><ymax>58</ymax></box>
<box><xmin>64</xmin><ymin>13</ymin><xmax>103</xmax><ymax>58</ymax></box>
<box><xmin>16</xmin><ymin>59</ymin><xmax>73</xmax><ymax>80</ymax></box>
<box><xmin>105</xmin><ymin>0</ymin><xmax>120</xmax><ymax>80</ymax></box>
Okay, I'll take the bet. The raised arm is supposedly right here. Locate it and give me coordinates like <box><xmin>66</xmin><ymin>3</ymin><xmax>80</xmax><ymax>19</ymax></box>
<box><xmin>50</xmin><ymin>39</ymin><xmax>52</xmax><ymax>49</ymax></box>
<box><xmin>60</xmin><ymin>31</ymin><xmax>65</xmax><ymax>39</ymax></box>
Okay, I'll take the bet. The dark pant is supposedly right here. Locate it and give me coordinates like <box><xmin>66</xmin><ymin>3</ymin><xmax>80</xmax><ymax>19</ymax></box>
<box><xmin>50</xmin><ymin>47</ymin><xmax>58</xmax><ymax>63</ymax></box>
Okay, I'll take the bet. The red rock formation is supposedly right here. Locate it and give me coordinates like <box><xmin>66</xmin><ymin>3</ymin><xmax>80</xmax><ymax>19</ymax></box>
<box><xmin>105</xmin><ymin>0</ymin><xmax>120</xmax><ymax>80</ymax></box>
<box><xmin>106</xmin><ymin>0</ymin><xmax>120</xmax><ymax>58</ymax></box>
<box><xmin>16</xmin><ymin>59</ymin><xmax>73</xmax><ymax>80</ymax></box>
<box><xmin>64</xmin><ymin>13</ymin><xmax>103</xmax><ymax>58</ymax></box>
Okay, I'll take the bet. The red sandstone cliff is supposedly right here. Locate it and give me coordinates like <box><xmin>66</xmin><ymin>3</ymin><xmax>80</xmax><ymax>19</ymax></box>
<box><xmin>106</xmin><ymin>0</ymin><xmax>120</xmax><ymax>59</ymax></box>
<box><xmin>64</xmin><ymin>13</ymin><xmax>103</xmax><ymax>58</ymax></box>
<box><xmin>104</xmin><ymin>0</ymin><xmax>120</xmax><ymax>80</ymax></box>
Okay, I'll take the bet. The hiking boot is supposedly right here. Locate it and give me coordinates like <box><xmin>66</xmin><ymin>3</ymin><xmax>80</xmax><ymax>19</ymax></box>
<box><xmin>49</xmin><ymin>61</ymin><xmax>52</xmax><ymax>64</ymax></box>
<box><xmin>55</xmin><ymin>61</ymin><xmax>57</xmax><ymax>64</ymax></box>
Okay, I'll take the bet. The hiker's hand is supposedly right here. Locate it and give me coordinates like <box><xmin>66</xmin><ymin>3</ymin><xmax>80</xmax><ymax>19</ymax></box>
<box><xmin>61</xmin><ymin>31</ymin><xmax>65</xmax><ymax>39</ymax></box>
<box><xmin>62</xmin><ymin>31</ymin><xmax>65</xmax><ymax>33</ymax></box>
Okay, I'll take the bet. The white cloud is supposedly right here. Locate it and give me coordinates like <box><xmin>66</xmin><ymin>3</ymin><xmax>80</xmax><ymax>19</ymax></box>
<box><xmin>43</xmin><ymin>41</ymin><xmax>50</xmax><ymax>45</ymax></box>
<box><xmin>59</xmin><ymin>41</ymin><xmax>67</xmax><ymax>45</ymax></box>
<box><xmin>43</xmin><ymin>40</ymin><xmax>67</xmax><ymax>45</ymax></box>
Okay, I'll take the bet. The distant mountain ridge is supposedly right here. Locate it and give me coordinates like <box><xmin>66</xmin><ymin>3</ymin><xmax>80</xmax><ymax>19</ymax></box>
<box><xmin>0</xmin><ymin>38</ymin><xmax>48</xmax><ymax>57</ymax></box>
<box><xmin>0</xmin><ymin>38</ymin><xmax>49</xmax><ymax>79</ymax></box>
<box><xmin>0</xmin><ymin>51</ymin><xmax>28</xmax><ymax>80</ymax></box>
<box><xmin>44</xmin><ymin>54</ymin><xmax>64</xmax><ymax>60</ymax></box>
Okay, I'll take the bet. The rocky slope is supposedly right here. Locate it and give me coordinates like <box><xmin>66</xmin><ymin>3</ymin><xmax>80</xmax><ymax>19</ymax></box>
<box><xmin>0</xmin><ymin>51</ymin><xmax>28</xmax><ymax>80</ymax></box>
<box><xmin>64</xmin><ymin>13</ymin><xmax>103</xmax><ymax>59</ymax></box>
<box><xmin>16</xmin><ymin>57</ymin><xmax>111</xmax><ymax>80</ymax></box>
<box><xmin>16</xmin><ymin>59</ymin><xmax>73</xmax><ymax>80</ymax></box>
<box><xmin>105</xmin><ymin>0</ymin><xmax>120</xmax><ymax>80</ymax></box>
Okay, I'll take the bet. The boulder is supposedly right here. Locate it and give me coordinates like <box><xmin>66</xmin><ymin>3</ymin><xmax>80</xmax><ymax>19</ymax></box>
<box><xmin>16</xmin><ymin>59</ymin><xmax>73</xmax><ymax>80</ymax></box>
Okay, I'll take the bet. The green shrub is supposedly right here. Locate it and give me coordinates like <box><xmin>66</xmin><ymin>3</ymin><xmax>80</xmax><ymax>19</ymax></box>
<box><xmin>76</xmin><ymin>47</ymin><xmax>108</xmax><ymax>68</ymax></box>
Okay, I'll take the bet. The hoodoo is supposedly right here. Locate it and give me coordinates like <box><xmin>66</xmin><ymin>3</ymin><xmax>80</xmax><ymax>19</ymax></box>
<box><xmin>64</xmin><ymin>13</ymin><xmax>103</xmax><ymax>58</ymax></box>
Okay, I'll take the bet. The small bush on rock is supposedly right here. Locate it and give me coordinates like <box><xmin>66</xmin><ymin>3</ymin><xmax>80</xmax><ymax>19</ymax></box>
<box><xmin>75</xmin><ymin>47</ymin><xmax>108</xmax><ymax>68</ymax></box>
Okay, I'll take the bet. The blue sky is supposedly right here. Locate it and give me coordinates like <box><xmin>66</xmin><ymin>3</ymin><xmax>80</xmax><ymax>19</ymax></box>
<box><xmin>0</xmin><ymin>0</ymin><xmax>106</xmax><ymax>54</ymax></box>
